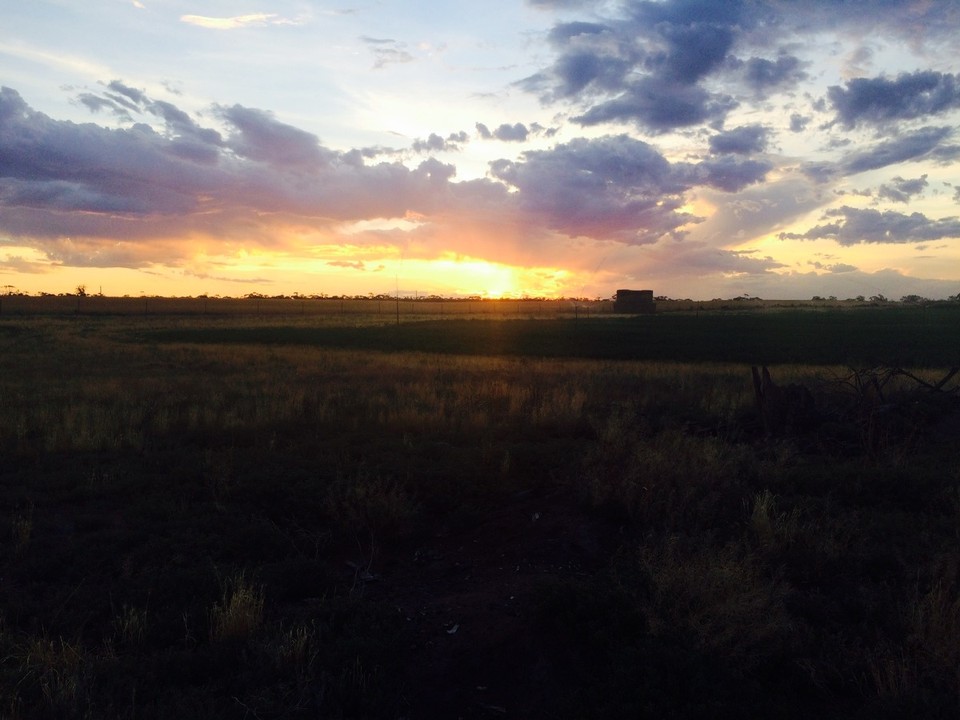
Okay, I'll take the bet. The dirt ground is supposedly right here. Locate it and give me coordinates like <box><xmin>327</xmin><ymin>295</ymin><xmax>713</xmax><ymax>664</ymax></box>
<box><xmin>339</xmin><ymin>486</ymin><xmax>619</xmax><ymax>718</ymax></box>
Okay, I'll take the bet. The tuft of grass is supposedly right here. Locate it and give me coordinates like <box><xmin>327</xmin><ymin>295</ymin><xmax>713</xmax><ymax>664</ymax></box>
<box><xmin>10</xmin><ymin>504</ymin><xmax>33</xmax><ymax>557</ymax></box>
<box><xmin>13</xmin><ymin>635</ymin><xmax>88</xmax><ymax>718</ymax></box>
<box><xmin>268</xmin><ymin>622</ymin><xmax>313</xmax><ymax>674</ymax></box>
<box><xmin>324</xmin><ymin>468</ymin><xmax>420</xmax><ymax>539</ymax></box>
<box><xmin>113</xmin><ymin>604</ymin><xmax>147</xmax><ymax>647</ymax></box>
<box><xmin>583</xmin><ymin>427</ymin><xmax>756</xmax><ymax>533</ymax></box>
<box><xmin>638</xmin><ymin>542</ymin><xmax>800</xmax><ymax>675</ymax></box>
<box><xmin>210</xmin><ymin>573</ymin><xmax>265</xmax><ymax>642</ymax></box>
<box><xmin>908</xmin><ymin>581</ymin><xmax>960</xmax><ymax>689</ymax></box>
<box><xmin>750</xmin><ymin>489</ymin><xmax>803</xmax><ymax>552</ymax></box>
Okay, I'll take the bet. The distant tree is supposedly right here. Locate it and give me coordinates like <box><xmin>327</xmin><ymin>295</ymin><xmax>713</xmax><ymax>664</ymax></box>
<box><xmin>855</xmin><ymin>295</ymin><xmax>865</xmax><ymax>302</ymax></box>
<box><xmin>811</xmin><ymin>295</ymin><xmax>823</xmax><ymax>301</ymax></box>
<box><xmin>75</xmin><ymin>284</ymin><xmax>87</xmax><ymax>297</ymax></box>
<box><xmin>900</xmin><ymin>294</ymin><xmax>927</xmax><ymax>304</ymax></box>
<box><xmin>869</xmin><ymin>294</ymin><xmax>888</xmax><ymax>303</ymax></box>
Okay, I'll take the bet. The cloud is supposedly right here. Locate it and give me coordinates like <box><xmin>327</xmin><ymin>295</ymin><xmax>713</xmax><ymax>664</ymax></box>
<box><xmin>0</xmin><ymin>86</ymin><xmax>483</xmax><ymax>262</ymax></box>
<box><xmin>1</xmin><ymin>85</ymin><xmax>788</xmax><ymax>268</ymax></box>
<box><xmin>877</xmin><ymin>175</ymin><xmax>928</xmax><ymax>204</ymax></box>
<box><xmin>677</xmin><ymin>156</ymin><xmax>772</xmax><ymax>193</ymax></box>
<box><xmin>809</xmin><ymin>260</ymin><xmax>858</xmax><ymax>273</ymax></box>
<box><xmin>412</xmin><ymin>133</ymin><xmax>449</xmax><ymax>153</ymax></box>
<box><xmin>573</xmin><ymin>75</ymin><xmax>736</xmax><ymax>132</ymax></box>
<box><xmin>77</xmin><ymin>93</ymin><xmax>131</xmax><ymax>118</ymax></box>
<box><xmin>489</xmin><ymin>134</ymin><xmax>706</xmax><ymax>243</ymax></box>
<box><xmin>842</xmin><ymin>126</ymin><xmax>954</xmax><ymax>175</ymax></box>
<box><xmin>476</xmin><ymin>122</ymin><xmax>529</xmax><ymax>142</ymax></box>
<box><xmin>789</xmin><ymin>113</ymin><xmax>809</xmax><ymax>133</ymax></box>
<box><xmin>708</xmin><ymin>125</ymin><xmax>768</xmax><ymax>155</ymax></box>
<box><xmin>519</xmin><ymin>0</ymin><xmax>756</xmax><ymax>132</ymax></box>
<box><xmin>780</xmin><ymin>206</ymin><xmax>960</xmax><ymax>245</ymax></box>
<box><xmin>214</xmin><ymin>105</ymin><xmax>328</xmax><ymax>167</ymax></box>
<box><xmin>828</xmin><ymin>71</ymin><xmax>960</xmax><ymax>127</ymax></box>
<box><xmin>527</xmin><ymin>0</ymin><xmax>599</xmax><ymax>9</ymax></box>
<box><xmin>739</xmin><ymin>54</ymin><xmax>807</xmax><ymax>92</ymax></box>
<box><xmin>361</xmin><ymin>37</ymin><xmax>415</xmax><ymax>68</ymax></box>
<box><xmin>180</xmin><ymin>13</ymin><xmax>299</xmax><ymax>30</ymax></box>
<box><xmin>522</xmin><ymin>0</ymin><xmax>960</xmax><ymax>137</ymax></box>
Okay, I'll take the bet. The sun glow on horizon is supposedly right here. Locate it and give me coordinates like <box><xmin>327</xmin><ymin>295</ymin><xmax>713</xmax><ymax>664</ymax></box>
<box><xmin>0</xmin><ymin>245</ymin><xmax>583</xmax><ymax>299</ymax></box>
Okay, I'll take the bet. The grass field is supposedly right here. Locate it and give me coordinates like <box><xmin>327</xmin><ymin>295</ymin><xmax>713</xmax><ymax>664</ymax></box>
<box><xmin>1</xmin><ymin>307</ymin><xmax>959</xmax><ymax>718</ymax></box>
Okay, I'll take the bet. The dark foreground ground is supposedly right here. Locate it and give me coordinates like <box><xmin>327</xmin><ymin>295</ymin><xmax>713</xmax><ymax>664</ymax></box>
<box><xmin>1</xmin><ymin>309</ymin><xmax>959</xmax><ymax>718</ymax></box>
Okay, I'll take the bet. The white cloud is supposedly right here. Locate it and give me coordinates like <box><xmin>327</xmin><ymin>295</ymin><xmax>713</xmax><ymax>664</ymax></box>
<box><xmin>179</xmin><ymin>13</ymin><xmax>299</xmax><ymax>30</ymax></box>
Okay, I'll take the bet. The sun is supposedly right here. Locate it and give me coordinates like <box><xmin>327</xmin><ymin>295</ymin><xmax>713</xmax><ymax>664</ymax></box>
<box><xmin>482</xmin><ymin>284</ymin><xmax>512</xmax><ymax>299</ymax></box>
<box><xmin>425</xmin><ymin>256</ymin><xmax>523</xmax><ymax>298</ymax></box>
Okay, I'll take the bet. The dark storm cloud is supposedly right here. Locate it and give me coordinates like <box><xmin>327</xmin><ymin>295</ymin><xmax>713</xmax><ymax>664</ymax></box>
<box><xmin>708</xmin><ymin>125</ymin><xmax>768</xmax><ymax>155</ymax></box>
<box><xmin>828</xmin><ymin>71</ymin><xmax>960</xmax><ymax>127</ymax></box>
<box><xmin>789</xmin><ymin>113</ymin><xmax>809</xmax><ymax>133</ymax></box>
<box><xmin>842</xmin><ymin>126</ymin><xmax>954</xmax><ymax>175</ymax></box>
<box><xmin>780</xmin><ymin>206</ymin><xmax>960</xmax><ymax>245</ymax></box>
<box><xmin>877</xmin><ymin>175</ymin><xmax>928</xmax><ymax>204</ymax></box>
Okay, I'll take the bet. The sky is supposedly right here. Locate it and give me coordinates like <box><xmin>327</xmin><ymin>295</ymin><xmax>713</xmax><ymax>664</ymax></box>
<box><xmin>2</xmin><ymin>0</ymin><xmax>960</xmax><ymax>300</ymax></box>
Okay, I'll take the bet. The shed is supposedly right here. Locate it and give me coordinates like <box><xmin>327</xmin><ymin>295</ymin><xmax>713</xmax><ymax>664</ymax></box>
<box><xmin>613</xmin><ymin>289</ymin><xmax>656</xmax><ymax>314</ymax></box>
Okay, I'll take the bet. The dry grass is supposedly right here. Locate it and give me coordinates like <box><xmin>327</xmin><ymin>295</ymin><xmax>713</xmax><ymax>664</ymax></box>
<box><xmin>210</xmin><ymin>573</ymin><xmax>265</xmax><ymax>642</ymax></box>
<box><xmin>113</xmin><ymin>604</ymin><xmax>147</xmax><ymax>647</ymax></box>
<box><xmin>1</xmin><ymin>312</ymin><xmax>958</xmax><ymax>717</ymax></box>
<box><xmin>10</xmin><ymin>505</ymin><xmax>32</xmax><ymax>557</ymax></box>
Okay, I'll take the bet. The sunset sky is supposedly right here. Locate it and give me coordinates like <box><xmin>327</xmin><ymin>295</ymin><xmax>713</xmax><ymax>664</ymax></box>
<box><xmin>2</xmin><ymin>0</ymin><xmax>960</xmax><ymax>300</ymax></box>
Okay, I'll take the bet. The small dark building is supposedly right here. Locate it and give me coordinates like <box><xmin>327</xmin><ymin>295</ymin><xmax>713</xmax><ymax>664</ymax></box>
<box><xmin>614</xmin><ymin>289</ymin><xmax>656</xmax><ymax>314</ymax></box>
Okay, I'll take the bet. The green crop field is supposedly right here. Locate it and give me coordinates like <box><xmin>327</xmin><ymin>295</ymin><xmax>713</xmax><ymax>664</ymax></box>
<box><xmin>1</xmin><ymin>307</ymin><xmax>959</xmax><ymax>718</ymax></box>
<box><xmin>143</xmin><ymin>305</ymin><xmax>960</xmax><ymax>366</ymax></box>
